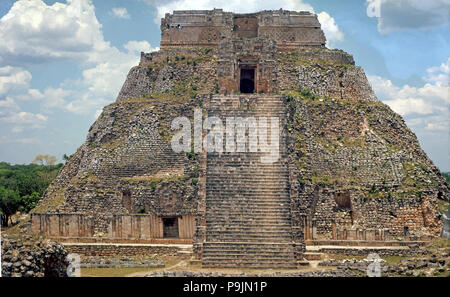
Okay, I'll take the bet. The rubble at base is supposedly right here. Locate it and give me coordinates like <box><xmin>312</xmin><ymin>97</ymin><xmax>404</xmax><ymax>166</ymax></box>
<box><xmin>1</xmin><ymin>235</ymin><xmax>69</xmax><ymax>277</ymax></box>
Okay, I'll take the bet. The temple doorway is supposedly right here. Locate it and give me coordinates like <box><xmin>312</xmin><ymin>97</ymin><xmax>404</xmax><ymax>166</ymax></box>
<box><xmin>240</xmin><ymin>67</ymin><xmax>255</xmax><ymax>93</ymax></box>
<box><xmin>163</xmin><ymin>217</ymin><xmax>179</xmax><ymax>238</ymax></box>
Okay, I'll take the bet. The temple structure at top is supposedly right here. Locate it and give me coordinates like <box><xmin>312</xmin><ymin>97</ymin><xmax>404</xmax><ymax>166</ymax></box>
<box><xmin>160</xmin><ymin>9</ymin><xmax>326</xmax><ymax>50</ymax></box>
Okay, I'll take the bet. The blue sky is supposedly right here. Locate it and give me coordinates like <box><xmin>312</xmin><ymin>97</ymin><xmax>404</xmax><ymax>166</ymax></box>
<box><xmin>0</xmin><ymin>0</ymin><xmax>449</xmax><ymax>171</ymax></box>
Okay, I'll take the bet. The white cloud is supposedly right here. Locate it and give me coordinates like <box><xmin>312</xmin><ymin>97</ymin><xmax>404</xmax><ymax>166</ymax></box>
<box><xmin>0</xmin><ymin>0</ymin><xmax>109</xmax><ymax>66</ymax></box>
<box><xmin>124</xmin><ymin>41</ymin><xmax>156</xmax><ymax>55</ymax></box>
<box><xmin>425</xmin><ymin>121</ymin><xmax>449</xmax><ymax>131</ymax></box>
<box><xmin>0</xmin><ymin>66</ymin><xmax>32</xmax><ymax>96</ymax></box>
<box><xmin>426</xmin><ymin>57</ymin><xmax>450</xmax><ymax>86</ymax></box>
<box><xmin>63</xmin><ymin>40</ymin><xmax>156</xmax><ymax>114</ymax></box>
<box><xmin>317</xmin><ymin>12</ymin><xmax>344</xmax><ymax>45</ymax></box>
<box><xmin>0</xmin><ymin>136</ymin><xmax>41</xmax><ymax>144</ymax></box>
<box><xmin>366</xmin><ymin>0</ymin><xmax>450</xmax><ymax>34</ymax></box>
<box><xmin>151</xmin><ymin>0</ymin><xmax>343</xmax><ymax>44</ymax></box>
<box><xmin>111</xmin><ymin>7</ymin><xmax>130</xmax><ymax>19</ymax></box>
<box><xmin>12</xmin><ymin>40</ymin><xmax>154</xmax><ymax>115</ymax></box>
<box><xmin>368</xmin><ymin>75</ymin><xmax>448</xmax><ymax>116</ymax></box>
<box><xmin>0</xmin><ymin>97</ymin><xmax>20</xmax><ymax>115</ymax></box>
<box><xmin>0</xmin><ymin>0</ymin><xmax>157</xmax><ymax>116</ymax></box>
<box><xmin>368</xmin><ymin>58</ymin><xmax>450</xmax><ymax>131</ymax></box>
<box><xmin>1</xmin><ymin>111</ymin><xmax>48</xmax><ymax>132</ymax></box>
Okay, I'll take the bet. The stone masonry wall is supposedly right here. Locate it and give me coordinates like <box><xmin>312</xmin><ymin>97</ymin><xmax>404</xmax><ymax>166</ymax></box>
<box><xmin>31</xmin><ymin>214</ymin><xmax>94</xmax><ymax>238</ymax></box>
<box><xmin>160</xmin><ymin>9</ymin><xmax>325</xmax><ymax>49</ymax></box>
<box><xmin>32</xmin><ymin>92</ymin><xmax>207</xmax><ymax>236</ymax></box>
<box><xmin>31</xmin><ymin>40</ymin><xmax>449</xmax><ymax>244</ymax></box>
<box><xmin>285</xmin><ymin>91</ymin><xmax>447</xmax><ymax>237</ymax></box>
<box><xmin>1</xmin><ymin>235</ymin><xmax>69</xmax><ymax>277</ymax></box>
<box><xmin>31</xmin><ymin>213</ymin><xmax>196</xmax><ymax>240</ymax></box>
<box><xmin>64</xmin><ymin>244</ymin><xmax>181</xmax><ymax>257</ymax></box>
<box><xmin>277</xmin><ymin>50</ymin><xmax>376</xmax><ymax>102</ymax></box>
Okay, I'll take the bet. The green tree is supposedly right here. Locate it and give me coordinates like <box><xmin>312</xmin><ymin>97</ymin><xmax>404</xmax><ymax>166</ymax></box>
<box><xmin>0</xmin><ymin>186</ymin><xmax>20</xmax><ymax>227</ymax></box>
<box><xmin>18</xmin><ymin>192</ymin><xmax>41</xmax><ymax>213</ymax></box>
<box><xmin>0</xmin><ymin>162</ymin><xmax>62</xmax><ymax>222</ymax></box>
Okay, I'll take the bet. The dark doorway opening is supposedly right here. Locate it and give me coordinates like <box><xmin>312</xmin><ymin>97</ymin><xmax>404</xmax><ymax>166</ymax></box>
<box><xmin>240</xmin><ymin>68</ymin><xmax>255</xmax><ymax>93</ymax></box>
<box><xmin>163</xmin><ymin>217</ymin><xmax>179</xmax><ymax>238</ymax></box>
<box><xmin>403</xmin><ymin>226</ymin><xmax>409</xmax><ymax>237</ymax></box>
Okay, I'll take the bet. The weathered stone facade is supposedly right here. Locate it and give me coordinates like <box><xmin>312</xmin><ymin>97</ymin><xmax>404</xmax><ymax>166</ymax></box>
<box><xmin>29</xmin><ymin>9</ymin><xmax>449</xmax><ymax>268</ymax></box>
<box><xmin>160</xmin><ymin>9</ymin><xmax>326</xmax><ymax>50</ymax></box>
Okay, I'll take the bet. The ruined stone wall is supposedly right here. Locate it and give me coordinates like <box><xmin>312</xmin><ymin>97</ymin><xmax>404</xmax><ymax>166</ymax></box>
<box><xmin>64</xmin><ymin>244</ymin><xmax>181</xmax><ymax>257</ymax></box>
<box><xmin>160</xmin><ymin>9</ymin><xmax>326</xmax><ymax>50</ymax></box>
<box><xmin>277</xmin><ymin>50</ymin><xmax>376</xmax><ymax>102</ymax></box>
<box><xmin>32</xmin><ymin>95</ymin><xmax>207</xmax><ymax>236</ymax></box>
<box><xmin>307</xmin><ymin>189</ymin><xmax>442</xmax><ymax>238</ymax></box>
<box><xmin>285</xmin><ymin>91</ymin><xmax>448</xmax><ymax>238</ymax></box>
<box><xmin>1</xmin><ymin>235</ymin><xmax>70</xmax><ymax>277</ymax></box>
<box><xmin>31</xmin><ymin>213</ymin><xmax>196</xmax><ymax>240</ymax></box>
<box><xmin>108</xmin><ymin>214</ymin><xmax>195</xmax><ymax>239</ymax></box>
<box><xmin>117</xmin><ymin>49</ymin><xmax>218</xmax><ymax>101</ymax></box>
<box><xmin>333</xmin><ymin>228</ymin><xmax>388</xmax><ymax>241</ymax></box>
<box><xmin>160</xmin><ymin>9</ymin><xmax>233</xmax><ymax>49</ymax></box>
<box><xmin>30</xmin><ymin>38</ymin><xmax>448</xmax><ymax>243</ymax></box>
<box><xmin>31</xmin><ymin>214</ymin><xmax>94</xmax><ymax>238</ymax></box>
<box><xmin>258</xmin><ymin>10</ymin><xmax>326</xmax><ymax>49</ymax></box>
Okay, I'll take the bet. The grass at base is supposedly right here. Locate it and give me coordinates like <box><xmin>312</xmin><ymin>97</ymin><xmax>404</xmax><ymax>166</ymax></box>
<box><xmin>81</xmin><ymin>267</ymin><xmax>159</xmax><ymax>277</ymax></box>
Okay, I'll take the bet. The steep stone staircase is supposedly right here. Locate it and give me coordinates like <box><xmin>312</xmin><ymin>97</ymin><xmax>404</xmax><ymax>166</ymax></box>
<box><xmin>201</xmin><ymin>94</ymin><xmax>297</xmax><ymax>268</ymax></box>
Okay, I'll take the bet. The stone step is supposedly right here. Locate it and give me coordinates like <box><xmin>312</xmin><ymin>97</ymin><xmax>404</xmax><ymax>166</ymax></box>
<box><xmin>202</xmin><ymin>262</ymin><xmax>297</xmax><ymax>269</ymax></box>
<box><xmin>207</xmin><ymin>170</ymin><xmax>289</xmax><ymax>174</ymax></box>
<box><xmin>206</xmin><ymin>218</ymin><xmax>291</xmax><ymax>224</ymax></box>
<box><xmin>206</xmin><ymin>232</ymin><xmax>292</xmax><ymax>239</ymax></box>
<box><xmin>206</xmin><ymin>157</ymin><xmax>288</xmax><ymax>161</ymax></box>
<box><xmin>206</xmin><ymin>212</ymin><xmax>290</xmax><ymax>217</ymax></box>
<box><xmin>208</xmin><ymin>110</ymin><xmax>286</xmax><ymax>114</ymax></box>
<box><xmin>206</xmin><ymin>160</ymin><xmax>288</xmax><ymax>165</ymax></box>
<box><xmin>207</xmin><ymin>173</ymin><xmax>289</xmax><ymax>176</ymax></box>
<box><xmin>208</xmin><ymin>106</ymin><xmax>286</xmax><ymax>110</ymax></box>
<box><xmin>206</xmin><ymin>171</ymin><xmax>289</xmax><ymax>176</ymax></box>
<box><xmin>206</xmin><ymin>189</ymin><xmax>290</xmax><ymax>195</ymax></box>
<box><xmin>206</xmin><ymin>215</ymin><xmax>290</xmax><ymax>220</ymax></box>
<box><xmin>206</xmin><ymin>203</ymin><xmax>291</xmax><ymax>209</ymax></box>
<box><xmin>303</xmin><ymin>252</ymin><xmax>324</xmax><ymax>261</ymax></box>
<box><xmin>206</xmin><ymin>200</ymin><xmax>290</xmax><ymax>204</ymax></box>
<box><xmin>205</xmin><ymin>182</ymin><xmax>289</xmax><ymax>187</ymax></box>
<box><xmin>206</xmin><ymin>224</ymin><xmax>291</xmax><ymax>229</ymax></box>
<box><xmin>206</xmin><ymin>237</ymin><xmax>292</xmax><ymax>243</ymax></box>
<box><xmin>201</xmin><ymin>241</ymin><xmax>297</xmax><ymax>268</ymax></box>
<box><xmin>202</xmin><ymin>256</ymin><xmax>295</xmax><ymax>262</ymax></box>
<box><xmin>205</xmin><ymin>192</ymin><xmax>290</xmax><ymax>198</ymax></box>
<box><xmin>202</xmin><ymin>252</ymin><xmax>294</xmax><ymax>259</ymax></box>
<box><xmin>206</xmin><ymin>205</ymin><xmax>291</xmax><ymax>211</ymax></box>
<box><xmin>206</xmin><ymin>210</ymin><xmax>290</xmax><ymax>214</ymax></box>
<box><xmin>202</xmin><ymin>94</ymin><xmax>296</xmax><ymax>268</ymax></box>
<box><xmin>206</xmin><ymin>217</ymin><xmax>291</xmax><ymax>223</ymax></box>
<box><xmin>205</xmin><ymin>200</ymin><xmax>291</xmax><ymax>205</ymax></box>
